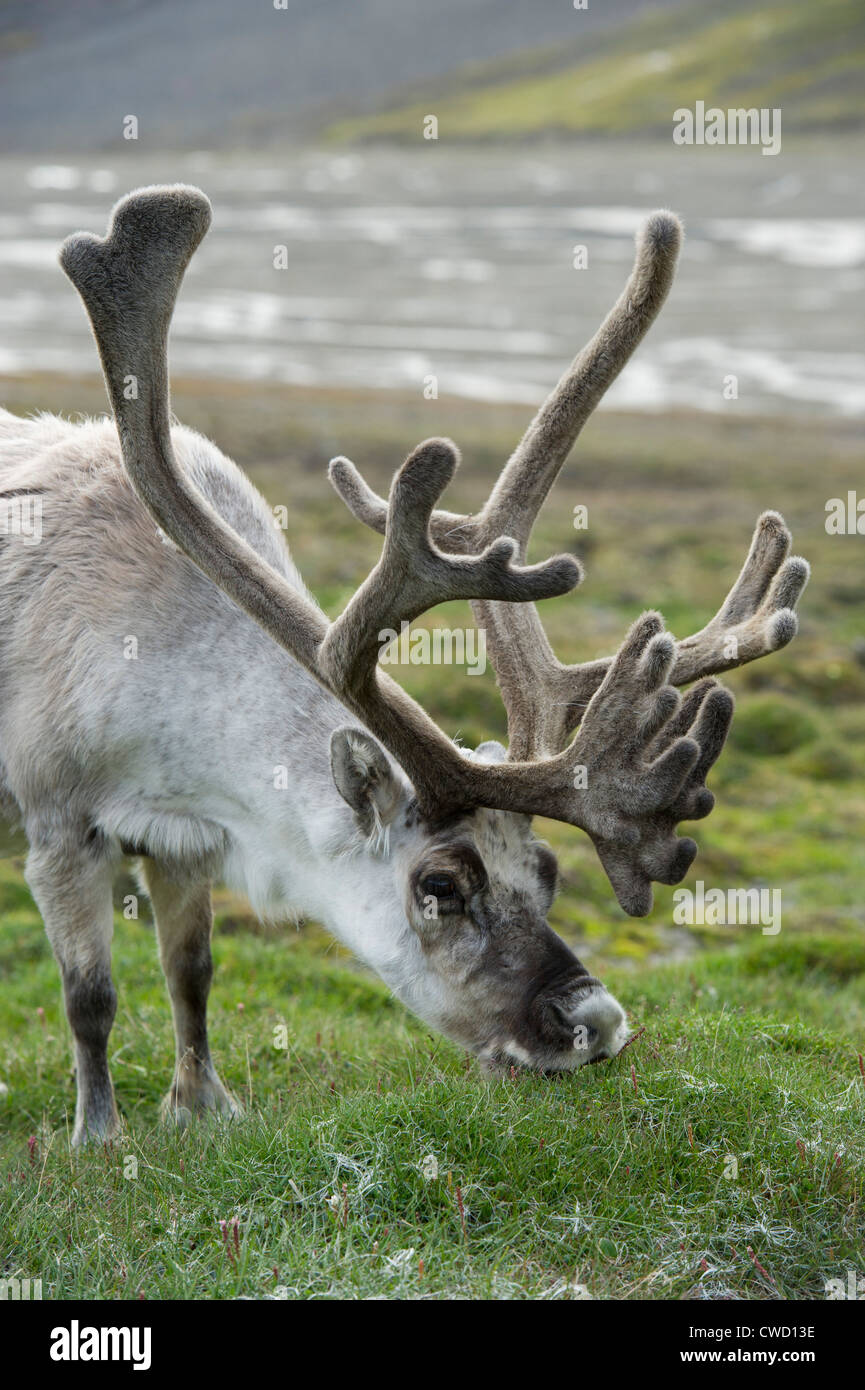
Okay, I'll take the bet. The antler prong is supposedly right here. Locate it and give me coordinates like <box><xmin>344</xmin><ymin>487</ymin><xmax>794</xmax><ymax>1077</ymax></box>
<box><xmin>328</xmin><ymin>456</ymin><xmax>388</xmax><ymax>533</ymax></box>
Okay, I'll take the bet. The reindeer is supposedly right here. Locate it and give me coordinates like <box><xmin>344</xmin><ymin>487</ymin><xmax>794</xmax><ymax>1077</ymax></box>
<box><xmin>0</xmin><ymin>187</ymin><xmax>808</xmax><ymax>1145</ymax></box>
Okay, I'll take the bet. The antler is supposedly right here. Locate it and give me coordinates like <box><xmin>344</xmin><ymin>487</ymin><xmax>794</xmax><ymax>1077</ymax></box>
<box><xmin>330</xmin><ymin>211</ymin><xmax>687</xmax><ymax>759</ymax></box>
<box><xmin>59</xmin><ymin>186</ymin><xmax>736</xmax><ymax>916</ymax></box>
<box><xmin>329</xmin><ymin>213</ymin><xmax>808</xmax><ymax>760</ymax></box>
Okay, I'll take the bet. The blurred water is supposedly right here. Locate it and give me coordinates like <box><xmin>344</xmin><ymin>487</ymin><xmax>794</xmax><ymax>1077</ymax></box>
<box><xmin>0</xmin><ymin>145</ymin><xmax>863</xmax><ymax>418</ymax></box>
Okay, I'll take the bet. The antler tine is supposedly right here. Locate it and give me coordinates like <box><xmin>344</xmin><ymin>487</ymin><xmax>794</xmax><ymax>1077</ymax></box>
<box><xmin>517</xmin><ymin>507</ymin><xmax>811</xmax><ymax>726</ymax></box>
<box><xmin>327</xmin><ymin>456</ymin><xmax>388</xmax><ymax>534</ymax></box>
<box><xmin>328</xmin><ymin>453</ymin><xmax>475</xmax><ymax>551</ymax></box>
<box><xmin>481</xmin><ymin>210</ymin><xmax>682</xmax><ymax>556</ymax></box>
<box><xmin>670</xmin><ymin>510</ymin><xmax>810</xmax><ymax>683</ymax></box>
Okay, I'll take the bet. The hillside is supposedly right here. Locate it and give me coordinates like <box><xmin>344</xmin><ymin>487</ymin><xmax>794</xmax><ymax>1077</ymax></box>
<box><xmin>326</xmin><ymin>0</ymin><xmax>864</xmax><ymax>143</ymax></box>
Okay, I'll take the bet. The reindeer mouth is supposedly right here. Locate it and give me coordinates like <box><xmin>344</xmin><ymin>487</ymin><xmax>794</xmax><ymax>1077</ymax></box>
<box><xmin>480</xmin><ymin>996</ymin><xmax>636</xmax><ymax>1075</ymax></box>
<box><xmin>482</xmin><ymin>1038</ymin><xmax>617</xmax><ymax>1077</ymax></box>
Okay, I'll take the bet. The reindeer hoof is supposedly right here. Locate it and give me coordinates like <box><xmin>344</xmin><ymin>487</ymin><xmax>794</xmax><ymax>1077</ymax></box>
<box><xmin>160</xmin><ymin>1073</ymin><xmax>241</xmax><ymax>1128</ymax></box>
<box><xmin>70</xmin><ymin>1109</ymin><xmax>122</xmax><ymax>1148</ymax></box>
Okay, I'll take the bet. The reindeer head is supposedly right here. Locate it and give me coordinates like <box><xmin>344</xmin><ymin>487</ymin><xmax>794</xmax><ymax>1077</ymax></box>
<box><xmin>329</xmin><ymin>728</ymin><xmax>630</xmax><ymax>1070</ymax></box>
<box><xmin>59</xmin><ymin>186</ymin><xmax>809</xmax><ymax>1073</ymax></box>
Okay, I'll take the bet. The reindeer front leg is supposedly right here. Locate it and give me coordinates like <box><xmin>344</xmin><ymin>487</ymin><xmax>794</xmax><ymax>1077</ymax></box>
<box><xmin>140</xmin><ymin>860</ymin><xmax>239</xmax><ymax>1125</ymax></box>
<box><xmin>26</xmin><ymin>834</ymin><xmax>120</xmax><ymax>1146</ymax></box>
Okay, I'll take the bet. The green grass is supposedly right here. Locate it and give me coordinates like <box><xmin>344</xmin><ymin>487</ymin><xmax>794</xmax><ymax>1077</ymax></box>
<box><xmin>0</xmin><ymin>373</ymin><xmax>863</xmax><ymax>1297</ymax></box>
<box><xmin>325</xmin><ymin>0</ymin><xmax>864</xmax><ymax>143</ymax></box>
<box><xmin>1</xmin><ymin>903</ymin><xmax>863</xmax><ymax>1300</ymax></box>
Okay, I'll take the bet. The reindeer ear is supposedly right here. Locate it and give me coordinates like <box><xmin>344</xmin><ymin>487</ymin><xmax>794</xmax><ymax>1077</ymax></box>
<box><xmin>330</xmin><ymin>728</ymin><xmax>405</xmax><ymax>839</ymax></box>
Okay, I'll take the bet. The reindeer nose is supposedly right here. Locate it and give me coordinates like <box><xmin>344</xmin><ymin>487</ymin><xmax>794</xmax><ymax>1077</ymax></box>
<box><xmin>568</xmin><ymin>986</ymin><xmax>628</xmax><ymax>1063</ymax></box>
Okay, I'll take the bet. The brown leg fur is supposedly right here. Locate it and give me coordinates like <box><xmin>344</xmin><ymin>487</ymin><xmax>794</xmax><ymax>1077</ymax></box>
<box><xmin>141</xmin><ymin>860</ymin><xmax>239</xmax><ymax>1125</ymax></box>
<box><xmin>26</xmin><ymin>837</ymin><xmax>120</xmax><ymax>1146</ymax></box>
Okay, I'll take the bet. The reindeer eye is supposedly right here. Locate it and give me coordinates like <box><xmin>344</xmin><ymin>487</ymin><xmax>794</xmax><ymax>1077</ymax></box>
<box><xmin>421</xmin><ymin>873</ymin><xmax>458</xmax><ymax>900</ymax></box>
